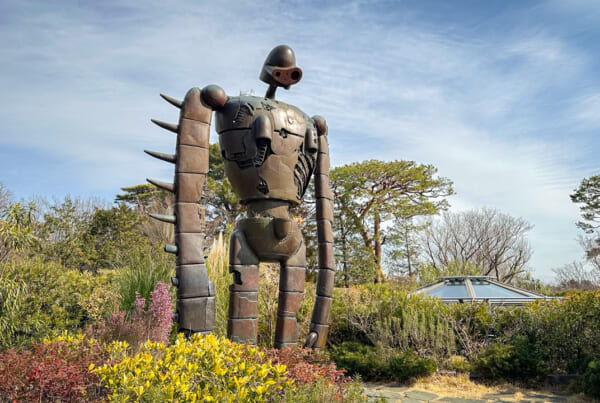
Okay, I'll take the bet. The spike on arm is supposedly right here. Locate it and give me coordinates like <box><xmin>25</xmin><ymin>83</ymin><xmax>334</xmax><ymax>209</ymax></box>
<box><xmin>160</xmin><ymin>93</ymin><xmax>183</xmax><ymax>108</ymax></box>
<box><xmin>144</xmin><ymin>150</ymin><xmax>176</xmax><ymax>164</ymax></box>
<box><xmin>149</xmin><ymin>213</ymin><xmax>176</xmax><ymax>224</ymax></box>
<box><xmin>151</xmin><ymin>119</ymin><xmax>178</xmax><ymax>133</ymax></box>
<box><xmin>146</xmin><ymin>178</ymin><xmax>174</xmax><ymax>193</ymax></box>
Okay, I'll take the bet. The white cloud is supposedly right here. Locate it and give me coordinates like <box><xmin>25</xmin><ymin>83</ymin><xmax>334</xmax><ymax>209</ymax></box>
<box><xmin>0</xmin><ymin>0</ymin><xmax>597</xmax><ymax>280</ymax></box>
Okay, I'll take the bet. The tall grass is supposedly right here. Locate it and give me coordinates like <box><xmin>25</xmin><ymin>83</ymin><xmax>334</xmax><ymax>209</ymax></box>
<box><xmin>206</xmin><ymin>233</ymin><xmax>230</xmax><ymax>338</ymax></box>
<box><xmin>117</xmin><ymin>245</ymin><xmax>173</xmax><ymax>312</ymax></box>
<box><xmin>0</xmin><ymin>275</ymin><xmax>28</xmax><ymax>349</ymax></box>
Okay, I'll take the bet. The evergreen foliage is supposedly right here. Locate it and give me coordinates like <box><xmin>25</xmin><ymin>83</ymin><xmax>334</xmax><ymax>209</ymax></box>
<box><xmin>473</xmin><ymin>336</ymin><xmax>548</xmax><ymax>382</ymax></box>
<box><xmin>584</xmin><ymin>359</ymin><xmax>600</xmax><ymax>399</ymax></box>
<box><xmin>330</xmin><ymin>160</ymin><xmax>453</xmax><ymax>283</ymax></box>
<box><xmin>571</xmin><ymin>175</ymin><xmax>600</xmax><ymax>233</ymax></box>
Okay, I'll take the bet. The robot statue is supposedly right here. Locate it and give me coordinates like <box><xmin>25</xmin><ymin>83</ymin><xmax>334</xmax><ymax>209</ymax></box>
<box><xmin>146</xmin><ymin>45</ymin><xmax>334</xmax><ymax>349</ymax></box>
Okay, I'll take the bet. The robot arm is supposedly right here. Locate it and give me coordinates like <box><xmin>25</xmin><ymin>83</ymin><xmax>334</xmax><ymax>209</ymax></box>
<box><xmin>146</xmin><ymin>86</ymin><xmax>225</xmax><ymax>336</ymax></box>
<box><xmin>305</xmin><ymin>115</ymin><xmax>335</xmax><ymax>349</ymax></box>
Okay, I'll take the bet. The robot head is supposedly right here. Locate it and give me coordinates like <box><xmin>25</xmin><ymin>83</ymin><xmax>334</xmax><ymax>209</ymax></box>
<box><xmin>260</xmin><ymin>45</ymin><xmax>303</xmax><ymax>90</ymax></box>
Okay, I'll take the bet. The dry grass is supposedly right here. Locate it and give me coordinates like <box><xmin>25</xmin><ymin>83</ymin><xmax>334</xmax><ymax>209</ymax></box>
<box><xmin>399</xmin><ymin>375</ymin><xmax>594</xmax><ymax>402</ymax></box>
<box><xmin>412</xmin><ymin>375</ymin><xmax>515</xmax><ymax>399</ymax></box>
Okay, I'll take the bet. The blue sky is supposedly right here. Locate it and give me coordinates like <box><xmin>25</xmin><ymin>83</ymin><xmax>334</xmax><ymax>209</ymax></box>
<box><xmin>1</xmin><ymin>0</ymin><xmax>598</xmax><ymax>281</ymax></box>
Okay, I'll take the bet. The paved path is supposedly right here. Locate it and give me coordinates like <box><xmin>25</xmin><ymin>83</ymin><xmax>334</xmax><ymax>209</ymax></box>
<box><xmin>363</xmin><ymin>383</ymin><xmax>574</xmax><ymax>403</ymax></box>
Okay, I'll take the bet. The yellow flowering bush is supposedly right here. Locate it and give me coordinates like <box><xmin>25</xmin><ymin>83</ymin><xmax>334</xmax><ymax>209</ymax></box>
<box><xmin>92</xmin><ymin>333</ymin><xmax>292</xmax><ymax>402</ymax></box>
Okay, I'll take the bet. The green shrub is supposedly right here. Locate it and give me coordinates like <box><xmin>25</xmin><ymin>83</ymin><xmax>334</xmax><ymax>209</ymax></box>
<box><xmin>447</xmin><ymin>355</ymin><xmax>471</xmax><ymax>373</ymax></box>
<box><xmin>329</xmin><ymin>342</ymin><xmax>390</xmax><ymax>380</ymax></box>
<box><xmin>330</xmin><ymin>284</ymin><xmax>454</xmax><ymax>361</ymax></box>
<box><xmin>584</xmin><ymin>359</ymin><xmax>600</xmax><ymax>399</ymax></box>
<box><xmin>264</xmin><ymin>346</ymin><xmax>359</xmax><ymax>402</ymax></box>
<box><xmin>329</xmin><ymin>285</ymin><xmax>600</xmax><ymax>378</ymax></box>
<box><xmin>567</xmin><ymin>352</ymin><xmax>594</xmax><ymax>375</ymax></box>
<box><xmin>0</xmin><ymin>275</ymin><xmax>28</xmax><ymax>348</ymax></box>
<box><xmin>447</xmin><ymin>302</ymin><xmax>497</xmax><ymax>358</ymax></box>
<box><xmin>473</xmin><ymin>336</ymin><xmax>547</xmax><ymax>382</ymax></box>
<box><xmin>473</xmin><ymin>343</ymin><xmax>513</xmax><ymax>379</ymax></box>
<box><xmin>0</xmin><ymin>257</ymin><xmax>115</xmax><ymax>350</ymax></box>
<box><xmin>278</xmin><ymin>377</ymin><xmax>367</xmax><ymax>403</ymax></box>
<box><xmin>527</xmin><ymin>292</ymin><xmax>600</xmax><ymax>373</ymax></box>
<box><xmin>330</xmin><ymin>342</ymin><xmax>436</xmax><ymax>382</ymax></box>
<box><xmin>388</xmin><ymin>350</ymin><xmax>437</xmax><ymax>381</ymax></box>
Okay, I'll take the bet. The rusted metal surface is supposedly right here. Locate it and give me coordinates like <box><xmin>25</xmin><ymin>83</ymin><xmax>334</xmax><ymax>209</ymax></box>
<box><xmin>149</xmin><ymin>88</ymin><xmax>215</xmax><ymax>336</ymax></box>
<box><xmin>147</xmin><ymin>46</ymin><xmax>334</xmax><ymax>348</ymax></box>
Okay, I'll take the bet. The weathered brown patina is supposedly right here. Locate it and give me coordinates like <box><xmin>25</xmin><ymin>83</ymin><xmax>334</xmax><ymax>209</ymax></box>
<box><xmin>147</xmin><ymin>45</ymin><xmax>334</xmax><ymax>349</ymax></box>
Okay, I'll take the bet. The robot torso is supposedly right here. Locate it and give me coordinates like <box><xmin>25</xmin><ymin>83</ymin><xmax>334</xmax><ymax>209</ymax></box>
<box><xmin>214</xmin><ymin>96</ymin><xmax>319</xmax><ymax>205</ymax></box>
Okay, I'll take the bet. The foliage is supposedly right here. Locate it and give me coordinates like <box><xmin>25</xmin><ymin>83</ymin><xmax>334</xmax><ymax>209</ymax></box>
<box><xmin>330</xmin><ymin>342</ymin><xmax>436</xmax><ymax>382</ymax></box>
<box><xmin>579</xmin><ymin>236</ymin><xmax>600</xmax><ymax>272</ymax></box>
<box><xmin>77</xmin><ymin>280</ymin><xmax>121</xmax><ymax>324</ymax></box>
<box><xmin>0</xmin><ymin>257</ymin><xmax>115</xmax><ymax>350</ymax></box>
<box><xmin>0</xmin><ymin>333</ymin><xmax>109</xmax><ymax>402</ymax></box>
<box><xmin>334</xmin><ymin>217</ymin><xmax>379</xmax><ymax>286</ymax></box>
<box><xmin>388</xmin><ymin>350</ymin><xmax>437</xmax><ymax>381</ymax></box>
<box><xmin>447</xmin><ymin>303</ymin><xmax>497</xmax><ymax>358</ymax></box>
<box><xmin>385</xmin><ymin>216</ymin><xmax>427</xmax><ymax>278</ymax></box>
<box><xmin>447</xmin><ymin>355</ymin><xmax>471</xmax><ymax>373</ymax></box>
<box><xmin>93</xmin><ymin>333</ymin><xmax>291</xmax><ymax>402</ymax></box>
<box><xmin>257</xmin><ymin>263</ymin><xmax>280</xmax><ymax>348</ymax></box>
<box><xmin>264</xmin><ymin>346</ymin><xmax>348</xmax><ymax>389</ymax></box>
<box><xmin>526</xmin><ymin>291</ymin><xmax>600</xmax><ymax>373</ymax></box>
<box><xmin>36</xmin><ymin>196</ymin><xmax>97</xmax><ymax>270</ymax></box>
<box><xmin>115</xmin><ymin>184</ymin><xmax>171</xmax><ymax>216</ymax></box>
<box><xmin>447</xmin><ymin>291</ymin><xmax>600</xmax><ymax>375</ymax></box>
<box><xmin>0</xmin><ymin>200</ymin><xmax>37</xmax><ymax>263</ymax></box>
<box><xmin>206</xmin><ymin>232</ymin><xmax>231</xmax><ymax>338</ymax></box>
<box><xmin>0</xmin><ymin>274</ymin><xmax>28</xmax><ymax>349</ymax></box>
<box><xmin>86</xmin><ymin>203</ymin><xmax>149</xmax><ymax>271</ymax></box>
<box><xmin>571</xmin><ymin>175</ymin><xmax>600</xmax><ymax>233</ymax></box>
<box><xmin>92</xmin><ymin>282</ymin><xmax>173</xmax><ymax>347</ymax></box>
<box><xmin>331</xmin><ymin>160</ymin><xmax>453</xmax><ymax>283</ymax></box>
<box><xmin>36</xmin><ymin>196</ymin><xmax>169</xmax><ymax>273</ymax></box>
<box><xmin>584</xmin><ymin>359</ymin><xmax>600</xmax><ymax>399</ymax></box>
<box><xmin>205</xmin><ymin>143</ymin><xmax>243</xmax><ymax>234</ymax></box>
<box><xmin>278</xmin><ymin>377</ymin><xmax>367</xmax><ymax>403</ymax></box>
<box><xmin>329</xmin><ymin>282</ymin><xmax>600</xmax><ymax>383</ymax></box>
<box><xmin>115</xmin><ymin>242</ymin><xmax>174</xmax><ymax>313</ymax></box>
<box><xmin>513</xmin><ymin>272</ymin><xmax>556</xmax><ymax>295</ymax></box>
<box><xmin>330</xmin><ymin>342</ymin><xmax>391</xmax><ymax>380</ymax></box>
<box><xmin>331</xmin><ymin>284</ymin><xmax>454</xmax><ymax>360</ymax></box>
<box><xmin>297</xmin><ymin>282</ymin><xmax>317</xmax><ymax>345</ymax></box>
<box><xmin>472</xmin><ymin>336</ymin><xmax>548</xmax><ymax>382</ymax></box>
<box><xmin>569</xmin><ymin>176</ymin><xmax>600</xmax><ymax>279</ymax></box>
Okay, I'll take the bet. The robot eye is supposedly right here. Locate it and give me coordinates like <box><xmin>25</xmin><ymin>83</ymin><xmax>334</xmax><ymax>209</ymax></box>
<box><xmin>275</xmin><ymin>71</ymin><xmax>281</xmax><ymax>77</ymax></box>
<box><xmin>291</xmin><ymin>71</ymin><xmax>300</xmax><ymax>80</ymax></box>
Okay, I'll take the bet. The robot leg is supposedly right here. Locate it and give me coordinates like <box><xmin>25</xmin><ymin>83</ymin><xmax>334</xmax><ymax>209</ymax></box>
<box><xmin>274</xmin><ymin>241</ymin><xmax>306</xmax><ymax>349</ymax></box>
<box><xmin>227</xmin><ymin>229</ymin><xmax>260</xmax><ymax>344</ymax></box>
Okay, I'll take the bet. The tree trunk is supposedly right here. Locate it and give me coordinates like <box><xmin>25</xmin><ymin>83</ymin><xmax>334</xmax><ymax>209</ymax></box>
<box><xmin>373</xmin><ymin>212</ymin><xmax>386</xmax><ymax>283</ymax></box>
